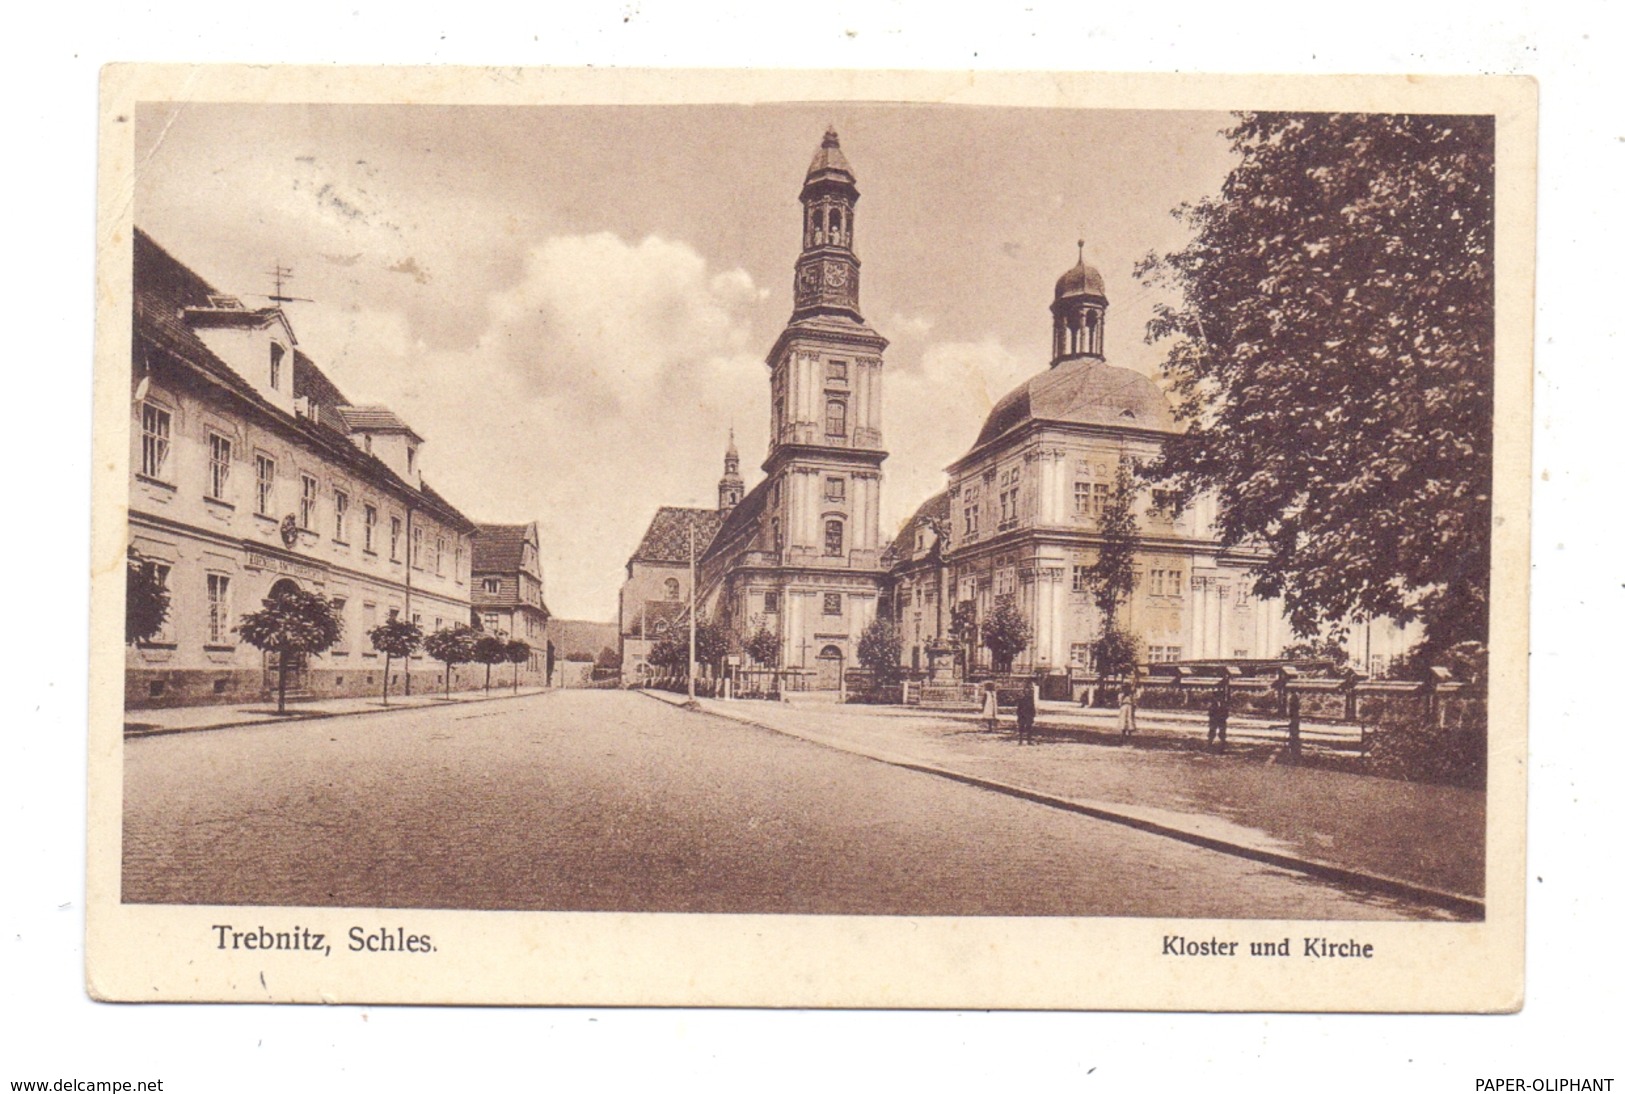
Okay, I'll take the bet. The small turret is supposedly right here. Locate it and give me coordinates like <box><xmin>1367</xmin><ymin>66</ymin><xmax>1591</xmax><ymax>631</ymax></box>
<box><xmin>718</xmin><ymin>430</ymin><xmax>745</xmax><ymax>513</ymax></box>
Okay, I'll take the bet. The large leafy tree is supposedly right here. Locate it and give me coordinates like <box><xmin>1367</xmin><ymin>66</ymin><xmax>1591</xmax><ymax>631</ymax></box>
<box><xmin>648</xmin><ymin>619</ymin><xmax>729</xmax><ymax>675</ymax></box>
<box><xmin>125</xmin><ymin>547</ymin><xmax>170</xmax><ymax>645</ymax></box>
<box><xmin>981</xmin><ymin>594</ymin><xmax>1032</xmax><ymax>674</ymax></box>
<box><xmin>742</xmin><ymin>614</ymin><xmax>780</xmax><ymax>668</ymax></box>
<box><xmin>1136</xmin><ymin>112</ymin><xmax>1494</xmax><ymax>661</ymax></box>
<box><xmin>368</xmin><ymin>617</ymin><xmax>423</xmax><ymax>706</ymax></box>
<box><xmin>236</xmin><ymin>588</ymin><xmax>343</xmax><ymax>714</ymax></box>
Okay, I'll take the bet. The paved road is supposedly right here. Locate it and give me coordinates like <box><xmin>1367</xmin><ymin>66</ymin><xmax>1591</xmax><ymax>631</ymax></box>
<box><xmin>123</xmin><ymin>689</ymin><xmax>1434</xmax><ymax>918</ymax></box>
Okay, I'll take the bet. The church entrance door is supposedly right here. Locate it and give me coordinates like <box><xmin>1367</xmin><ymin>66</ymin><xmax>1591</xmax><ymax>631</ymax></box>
<box><xmin>815</xmin><ymin>645</ymin><xmax>844</xmax><ymax>691</ymax></box>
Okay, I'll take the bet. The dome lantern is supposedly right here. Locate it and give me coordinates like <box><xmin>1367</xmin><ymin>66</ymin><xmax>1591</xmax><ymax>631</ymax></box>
<box><xmin>1050</xmin><ymin>239</ymin><xmax>1108</xmax><ymax>366</ymax></box>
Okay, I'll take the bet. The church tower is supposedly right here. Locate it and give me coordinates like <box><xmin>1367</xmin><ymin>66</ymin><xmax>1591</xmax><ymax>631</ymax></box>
<box><xmin>759</xmin><ymin>127</ymin><xmax>889</xmax><ymax>682</ymax></box>
<box><xmin>718</xmin><ymin>430</ymin><xmax>744</xmax><ymax>513</ymax></box>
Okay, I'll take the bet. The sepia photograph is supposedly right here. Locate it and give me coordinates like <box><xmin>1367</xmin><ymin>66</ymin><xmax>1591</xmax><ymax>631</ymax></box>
<box><xmin>86</xmin><ymin>67</ymin><xmax>1533</xmax><ymax>1009</ymax></box>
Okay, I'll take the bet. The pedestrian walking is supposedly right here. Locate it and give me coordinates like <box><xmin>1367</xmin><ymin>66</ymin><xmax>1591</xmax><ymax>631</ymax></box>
<box><xmin>982</xmin><ymin>681</ymin><xmax>999</xmax><ymax>732</ymax></box>
<box><xmin>1118</xmin><ymin>686</ymin><xmax>1136</xmax><ymax>738</ymax></box>
<box><xmin>1016</xmin><ymin>678</ymin><xmax>1037</xmax><ymax>745</ymax></box>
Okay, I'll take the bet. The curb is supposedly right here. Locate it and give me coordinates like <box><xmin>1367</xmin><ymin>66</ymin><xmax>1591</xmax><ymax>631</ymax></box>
<box><xmin>639</xmin><ymin>689</ymin><xmax>1485</xmax><ymax>920</ymax></box>
<box><xmin>124</xmin><ymin>688</ymin><xmax>554</xmax><ymax>739</ymax></box>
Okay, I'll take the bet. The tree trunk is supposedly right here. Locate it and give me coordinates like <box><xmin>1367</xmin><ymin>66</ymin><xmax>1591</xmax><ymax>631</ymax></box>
<box><xmin>512</xmin><ymin>662</ymin><xmax>519</xmax><ymax>695</ymax></box>
<box><xmin>276</xmin><ymin>650</ymin><xmax>288</xmax><ymax>715</ymax></box>
<box><xmin>485</xmin><ymin>662</ymin><xmax>492</xmax><ymax>694</ymax></box>
<box><xmin>382</xmin><ymin>653</ymin><xmax>392</xmax><ymax>706</ymax></box>
<box><xmin>444</xmin><ymin>662</ymin><xmax>451</xmax><ymax>698</ymax></box>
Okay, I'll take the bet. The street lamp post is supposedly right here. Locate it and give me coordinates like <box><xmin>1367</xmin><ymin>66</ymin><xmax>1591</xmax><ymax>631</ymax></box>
<box><xmin>688</xmin><ymin>521</ymin><xmax>697</xmax><ymax>702</ymax></box>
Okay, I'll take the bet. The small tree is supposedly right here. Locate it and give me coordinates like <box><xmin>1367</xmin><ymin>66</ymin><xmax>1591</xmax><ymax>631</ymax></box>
<box><xmin>857</xmin><ymin>618</ymin><xmax>904</xmax><ymax>684</ymax></box>
<box><xmin>236</xmin><ymin>588</ymin><xmax>343</xmax><ymax>714</ymax></box>
<box><xmin>473</xmin><ymin>632</ymin><xmax>510</xmax><ymax>694</ymax></box>
<box><xmin>368</xmin><ymin>617</ymin><xmax>423</xmax><ymax>706</ymax></box>
<box><xmin>595</xmin><ymin>645</ymin><xmax>623</xmax><ymax>671</ymax></box>
<box><xmin>505</xmin><ymin>639</ymin><xmax>532</xmax><ymax>694</ymax></box>
<box><xmin>1091</xmin><ymin>627</ymin><xmax>1143</xmax><ymax>679</ymax></box>
<box><xmin>1085</xmin><ymin>459</ymin><xmax>1142</xmax><ymax>693</ymax></box>
<box><xmin>423</xmin><ymin>624</ymin><xmax>477</xmax><ymax>699</ymax></box>
<box><xmin>125</xmin><ymin>547</ymin><xmax>170</xmax><ymax>646</ymax></box>
<box><xmin>647</xmin><ymin>619</ymin><xmax>728</xmax><ymax>677</ymax></box>
<box><xmin>743</xmin><ymin>614</ymin><xmax>780</xmax><ymax>668</ymax></box>
<box><xmin>982</xmin><ymin>593</ymin><xmax>1032</xmax><ymax>674</ymax></box>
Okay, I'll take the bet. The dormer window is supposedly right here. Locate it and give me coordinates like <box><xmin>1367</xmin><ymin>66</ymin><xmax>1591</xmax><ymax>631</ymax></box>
<box><xmin>269</xmin><ymin>344</ymin><xmax>284</xmax><ymax>391</ymax></box>
<box><xmin>406</xmin><ymin>445</ymin><xmax>417</xmax><ymax>476</ymax></box>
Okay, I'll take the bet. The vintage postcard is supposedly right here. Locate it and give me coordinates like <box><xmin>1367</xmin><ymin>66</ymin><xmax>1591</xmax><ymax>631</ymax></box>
<box><xmin>87</xmin><ymin>66</ymin><xmax>1533</xmax><ymax>1009</ymax></box>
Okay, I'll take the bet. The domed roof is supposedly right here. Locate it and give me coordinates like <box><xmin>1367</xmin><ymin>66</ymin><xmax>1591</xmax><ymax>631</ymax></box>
<box><xmin>1054</xmin><ymin>255</ymin><xmax>1107</xmax><ymax>301</ymax></box>
<box><xmin>973</xmin><ymin>358</ymin><xmax>1176</xmax><ymax>448</ymax></box>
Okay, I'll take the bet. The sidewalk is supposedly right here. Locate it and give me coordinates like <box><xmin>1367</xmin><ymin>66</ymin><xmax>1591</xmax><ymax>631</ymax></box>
<box><xmin>124</xmin><ymin>685</ymin><xmax>552</xmax><ymax>737</ymax></box>
<box><xmin>642</xmin><ymin>689</ymin><xmax>1485</xmax><ymax>913</ymax></box>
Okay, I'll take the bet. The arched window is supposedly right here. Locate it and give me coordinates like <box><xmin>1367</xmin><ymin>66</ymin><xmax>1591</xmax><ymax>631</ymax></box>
<box><xmin>664</xmin><ymin>578</ymin><xmax>680</xmax><ymax>600</ymax></box>
<box><xmin>824</xmin><ymin>519</ymin><xmax>844</xmax><ymax>557</ymax></box>
<box><xmin>825</xmin><ymin>399</ymin><xmax>847</xmax><ymax>437</ymax></box>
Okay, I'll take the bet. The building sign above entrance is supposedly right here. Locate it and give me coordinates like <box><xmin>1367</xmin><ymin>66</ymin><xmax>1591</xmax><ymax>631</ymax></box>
<box><xmin>243</xmin><ymin>547</ymin><xmax>327</xmax><ymax>586</ymax></box>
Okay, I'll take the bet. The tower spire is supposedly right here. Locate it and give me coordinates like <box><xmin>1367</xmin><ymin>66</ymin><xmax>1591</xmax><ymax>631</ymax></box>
<box><xmin>718</xmin><ymin>429</ymin><xmax>744</xmax><ymax>513</ymax></box>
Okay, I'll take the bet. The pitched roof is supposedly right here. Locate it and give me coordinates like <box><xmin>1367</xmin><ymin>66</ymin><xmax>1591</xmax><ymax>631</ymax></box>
<box><xmin>332</xmin><ymin>404</ymin><xmax>421</xmax><ymax>438</ymax></box>
<box><xmin>472</xmin><ymin>523</ymin><xmax>534</xmax><ymax>572</ymax></box>
<box><xmin>883</xmin><ymin>489</ymin><xmax>952</xmax><ymax>569</ymax></box>
<box><xmin>631</xmin><ymin>506</ymin><xmax>725</xmax><ymax>565</ymax></box>
<box><xmin>132</xmin><ymin>228</ymin><xmax>475</xmax><ymax>534</ymax></box>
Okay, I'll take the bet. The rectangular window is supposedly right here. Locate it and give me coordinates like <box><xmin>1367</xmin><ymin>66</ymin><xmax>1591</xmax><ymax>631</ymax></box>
<box><xmin>1072</xmin><ymin>565</ymin><xmax>1088</xmax><ymax>593</ymax></box>
<box><xmin>455</xmin><ymin>545</ymin><xmax>464</xmax><ymax>582</ymax></box>
<box><xmin>435</xmin><ymin>536</ymin><xmax>445</xmax><ymax>576</ymax></box>
<box><xmin>207</xmin><ymin>433</ymin><xmax>231</xmax><ymax>499</ymax></box>
<box><xmin>363</xmin><ymin>504</ymin><xmax>377</xmax><ymax>552</ymax></box>
<box><xmin>255</xmin><ymin>455</ymin><xmax>275</xmax><ymax>515</ymax></box>
<box><xmin>1150</xmin><ymin>569</ymin><xmax>1165</xmax><ymax>596</ymax></box>
<box><xmin>269</xmin><ymin>344</ymin><xmax>284</xmax><ymax>390</ymax></box>
<box><xmin>331</xmin><ymin>598</ymin><xmax>348</xmax><ymax>653</ymax></box>
<box><xmin>1073</xmin><ymin>480</ymin><xmax>1089</xmax><ymax>517</ymax></box>
<box><xmin>825</xmin><ymin>476</ymin><xmax>846</xmax><ymax>502</ymax></box>
<box><xmin>483</xmin><ymin>612</ymin><xmax>500</xmax><ymax>631</ymax></box>
<box><xmin>140</xmin><ymin>403</ymin><xmax>171</xmax><ymax>480</ymax></box>
<box><xmin>763</xmin><ymin>591</ymin><xmax>780</xmax><ymax>614</ymax></box>
<box><xmin>825</xmin><ymin>399</ymin><xmax>847</xmax><ymax>437</ymax></box>
<box><xmin>334</xmin><ymin>490</ymin><xmax>349</xmax><ymax>542</ymax></box>
<box><xmin>1167</xmin><ymin>569</ymin><xmax>1183</xmax><ymax>597</ymax></box>
<box><xmin>146</xmin><ymin>563</ymin><xmax>172</xmax><ymax>644</ymax></box>
<box><xmin>482</xmin><ymin>578</ymin><xmax>500</xmax><ymax>594</ymax></box>
<box><xmin>299</xmin><ymin>474</ymin><xmax>318</xmax><ymax>529</ymax></box>
<box><xmin>412</xmin><ymin>526</ymin><xmax>423</xmax><ymax>569</ymax></box>
<box><xmin>362</xmin><ymin>601</ymin><xmax>377</xmax><ymax>643</ymax></box>
<box><xmin>824</xmin><ymin>519</ymin><xmax>844</xmax><ymax>557</ymax></box>
<box><xmin>1070</xmin><ymin>642</ymin><xmax>1092</xmax><ymax>668</ymax></box>
<box><xmin>823</xmin><ymin>592</ymin><xmax>842</xmax><ymax>616</ymax></box>
<box><xmin>826</xmin><ymin>359</ymin><xmax>848</xmax><ymax>383</ymax></box>
<box><xmin>963</xmin><ymin>486</ymin><xmax>980</xmax><ymax>539</ymax></box>
<box><xmin>1093</xmin><ymin>482</ymin><xmax>1110</xmax><ymax>518</ymax></box>
<box><xmin>390</xmin><ymin>516</ymin><xmax>402</xmax><ymax>561</ymax></box>
<box><xmin>206</xmin><ymin>573</ymin><xmax>231</xmax><ymax>645</ymax></box>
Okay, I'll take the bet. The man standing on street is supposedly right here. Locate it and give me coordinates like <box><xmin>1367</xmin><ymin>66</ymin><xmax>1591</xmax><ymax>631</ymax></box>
<box><xmin>1016</xmin><ymin>676</ymin><xmax>1038</xmax><ymax>745</ymax></box>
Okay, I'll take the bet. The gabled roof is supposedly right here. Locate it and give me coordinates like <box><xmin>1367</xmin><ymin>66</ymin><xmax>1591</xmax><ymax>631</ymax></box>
<box><xmin>132</xmin><ymin>228</ymin><xmax>475</xmax><ymax>534</ymax></box>
<box><xmin>883</xmin><ymin>489</ymin><xmax>952</xmax><ymax>569</ymax></box>
<box><xmin>472</xmin><ymin>523</ymin><xmax>535</xmax><ymax>573</ymax></box>
<box><xmin>631</xmin><ymin>506</ymin><xmax>725</xmax><ymax>565</ymax></box>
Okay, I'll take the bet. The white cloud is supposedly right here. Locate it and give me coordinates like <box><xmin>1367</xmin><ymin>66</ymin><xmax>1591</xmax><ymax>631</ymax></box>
<box><xmin>881</xmin><ymin>337</ymin><xmax>1033</xmax><ymax>535</ymax></box>
<box><xmin>292</xmin><ymin>232</ymin><xmax>768</xmax><ymax>622</ymax></box>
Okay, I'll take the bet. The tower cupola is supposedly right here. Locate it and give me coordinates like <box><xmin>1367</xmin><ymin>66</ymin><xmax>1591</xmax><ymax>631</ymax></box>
<box><xmin>792</xmin><ymin>127</ymin><xmax>864</xmax><ymax>322</ymax></box>
<box><xmin>1050</xmin><ymin>240</ymin><xmax>1109</xmax><ymax>366</ymax></box>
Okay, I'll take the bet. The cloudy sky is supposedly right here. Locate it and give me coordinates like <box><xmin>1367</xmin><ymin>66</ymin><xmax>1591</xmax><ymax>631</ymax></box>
<box><xmin>135</xmin><ymin>102</ymin><xmax>1235</xmax><ymax>621</ymax></box>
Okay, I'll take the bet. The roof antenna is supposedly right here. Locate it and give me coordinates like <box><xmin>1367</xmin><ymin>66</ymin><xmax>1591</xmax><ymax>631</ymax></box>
<box><xmin>259</xmin><ymin>263</ymin><xmax>313</xmax><ymax>305</ymax></box>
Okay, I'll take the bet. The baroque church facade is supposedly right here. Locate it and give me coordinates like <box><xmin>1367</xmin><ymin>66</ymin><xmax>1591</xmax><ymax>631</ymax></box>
<box><xmin>885</xmin><ymin>246</ymin><xmax>1298</xmax><ymax>684</ymax></box>
<box><xmin>694</xmin><ymin>128</ymin><xmax>889</xmax><ymax>688</ymax></box>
